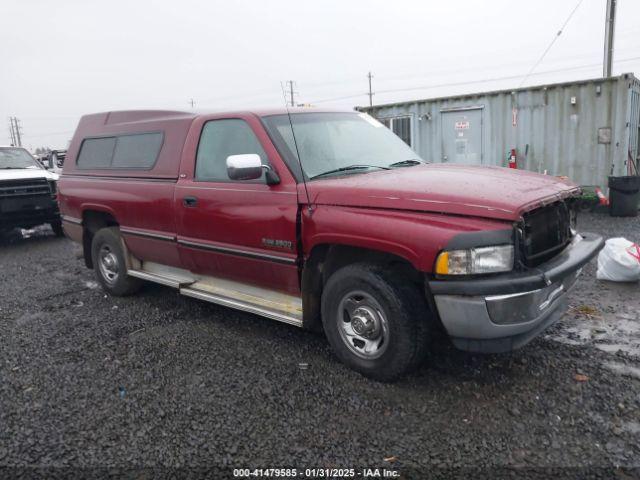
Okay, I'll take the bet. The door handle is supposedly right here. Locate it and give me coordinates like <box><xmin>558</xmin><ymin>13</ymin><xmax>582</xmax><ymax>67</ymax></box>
<box><xmin>183</xmin><ymin>196</ymin><xmax>198</xmax><ymax>207</ymax></box>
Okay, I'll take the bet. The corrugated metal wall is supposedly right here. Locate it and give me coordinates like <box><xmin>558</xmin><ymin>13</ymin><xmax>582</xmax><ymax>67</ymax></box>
<box><xmin>362</xmin><ymin>74</ymin><xmax>640</xmax><ymax>190</ymax></box>
<box><xmin>628</xmin><ymin>76</ymin><xmax>640</xmax><ymax>173</ymax></box>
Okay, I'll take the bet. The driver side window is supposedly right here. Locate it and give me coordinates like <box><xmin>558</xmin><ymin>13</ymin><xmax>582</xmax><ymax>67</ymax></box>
<box><xmin>195</xmin><ymin>119</ymin><xmax>267</xmax><ymax>182</ymax></box>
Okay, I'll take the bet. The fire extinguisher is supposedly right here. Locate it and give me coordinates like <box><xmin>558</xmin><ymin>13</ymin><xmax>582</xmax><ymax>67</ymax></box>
<box><xmin>508</xmin><ymin>148</ymin><xmax>517</xmax><ymax>169</ymax></box>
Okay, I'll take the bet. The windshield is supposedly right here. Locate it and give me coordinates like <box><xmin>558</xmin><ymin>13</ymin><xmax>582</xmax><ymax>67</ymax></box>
<box><xmin>262</xmin><ymin>112</ymin><xmax>424</xmax><ymax>180</ymax></box>
<box><xmin>0</xmin><ymin>147</ymin><xmax>42</xmax><ymax>170</ymax></box>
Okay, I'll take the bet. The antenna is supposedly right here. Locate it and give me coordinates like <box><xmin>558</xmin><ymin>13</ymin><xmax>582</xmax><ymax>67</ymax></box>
<box><xmin>280</xmin><ymin>81</ymin><xmax>312</xmax><ymax>213</ymax></box>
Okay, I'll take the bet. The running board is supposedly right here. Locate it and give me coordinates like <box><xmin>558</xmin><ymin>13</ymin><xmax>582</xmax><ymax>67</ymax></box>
<box><xmin>127</xmin><ymin>261</ymin><xmax>303</xmax><ymax>328</ymax></box>
<box><xmin>128</xmin><ymin>269</ymin><xmax>194</xmax><ymax>289</ymax></box>
<box><xmin>180</xmin><ymin>287</ymin><xmax>303</xmax><ymax>327</ymax></box>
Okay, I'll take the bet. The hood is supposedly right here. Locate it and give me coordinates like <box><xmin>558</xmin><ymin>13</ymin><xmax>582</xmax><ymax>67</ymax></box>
<box><xmin>0</xmin><ymin>168</ymin><xmax>58</xmax><ymax>182</ymax></box>
<box><xmin>304</xmin><ymin>164</ymin><xmax>580</xmax><ymax>221</ymax></box>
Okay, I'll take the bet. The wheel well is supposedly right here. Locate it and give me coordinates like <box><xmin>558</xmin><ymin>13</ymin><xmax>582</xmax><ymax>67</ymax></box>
<box><xmin>301</xmin><ymin>244</ymin><xmax>423</xmax><ymax>331</ymax></box>
<box><xmin>82</xmin><ymin>210</ymin><xmax>119</xmax><ymax>268</ymax></box>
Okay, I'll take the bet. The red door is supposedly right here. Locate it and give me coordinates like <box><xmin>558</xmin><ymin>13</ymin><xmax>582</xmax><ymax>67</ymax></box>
<box><xmin>175</xmin><ymin>114</ymin><xmax>300</xmax><ymax>295</ymax></box>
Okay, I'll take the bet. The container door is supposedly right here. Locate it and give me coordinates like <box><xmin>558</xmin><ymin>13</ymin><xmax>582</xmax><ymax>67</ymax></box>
<box><xmin>441</xmin><ymin>109</ymin><xmax>483</xmax><ymax>165</ymax></box>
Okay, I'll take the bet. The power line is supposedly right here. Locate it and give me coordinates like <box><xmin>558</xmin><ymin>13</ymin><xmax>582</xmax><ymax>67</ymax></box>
<box><xmin>310</xmin><ymin>55</ymin><xmax>640</xmax><ymax>104</ymax></box>
<box><xmin>518</xmin><ymin>0</ymin><xmax>584</xmax><ymax>87</ymax></box>
<box><xmin>21</xmin><ymin>130</ymin><xmax>75</xmax><ymax>138</ymax></box>
<box><xmin>15</xmin><ymin>52</ymin><xmax>640</xmax><ymax>141</ymax></box>
<box><xmin>302</xmin><ymin>45</ymin><xmax>640</xmax><ymax>96</ymax></box>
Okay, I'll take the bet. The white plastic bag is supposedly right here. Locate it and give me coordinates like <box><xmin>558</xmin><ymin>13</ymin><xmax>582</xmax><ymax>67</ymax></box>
<box><xmin>596</xmin><ymin>237</ymin><xmax>640</xmax><ymax>282</ymax></box>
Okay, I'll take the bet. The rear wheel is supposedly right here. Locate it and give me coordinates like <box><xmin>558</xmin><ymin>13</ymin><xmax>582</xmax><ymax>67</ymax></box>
<box><xmin>91</xmin><ymin>227</ymin><xmax>142</xmax><ymax>296</ymax></box>
<box><xmin>321</xmin><ymin>263</ymin><xmax>431</xmax><ymax>382</ymax></box>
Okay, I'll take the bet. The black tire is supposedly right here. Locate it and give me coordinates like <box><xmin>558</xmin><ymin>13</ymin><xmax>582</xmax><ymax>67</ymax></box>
<box><xmin>321</xmin><ymin>263</ymin><xmax>431</xmax><ymax>382</ymax></box>
<box><xmin>50</xmin><ymin>220</ymin><xmax>64</xmax><ymax>237</ymax></box>
<box><xmin>91</xmin><ymin>227</ymin><xmax>142</xmax><ymax>296</ymax></box>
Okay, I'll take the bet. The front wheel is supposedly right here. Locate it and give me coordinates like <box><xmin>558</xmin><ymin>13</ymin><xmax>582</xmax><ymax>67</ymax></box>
<box><xmin>91</xmin><ymin>227</ymin><xmax>142</xmax><ymax>296</ymax></box>
<box><xmin>321</xmin><ymin>263</ymin><xmax>431</xmax><ymax>382</ymax></box>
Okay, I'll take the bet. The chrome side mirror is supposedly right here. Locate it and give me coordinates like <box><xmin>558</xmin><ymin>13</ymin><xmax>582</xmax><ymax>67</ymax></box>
<box><xmin>226</xmin><ymin>154</ymin><xmax>263</xmax><ymax>180</ymax></box>
<box><xmin>226</xmin><ymin>154</ymin><xmax>280</xmax><ymax>185</ymax></box>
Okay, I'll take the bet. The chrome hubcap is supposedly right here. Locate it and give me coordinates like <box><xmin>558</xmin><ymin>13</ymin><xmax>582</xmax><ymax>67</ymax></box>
<box><xmin>337</xmin><ymin>291</ymin><xmax>389</xmax><ymax>359</ymax></box>
<box><xmin>98</xmin><ymin>245</ymin><xmax>119</xmax><ymax>285</ymax></box>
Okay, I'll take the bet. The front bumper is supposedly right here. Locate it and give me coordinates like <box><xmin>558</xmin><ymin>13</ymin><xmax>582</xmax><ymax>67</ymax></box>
<box><xmin>428</xmin><ymin>233</ymin><xmax>604</xmax><ymax>353</ymax></box>
<box><xmin>0</xmin><ymin>193</ymin><xmax>60</xmax><ymax>231</ymax></box>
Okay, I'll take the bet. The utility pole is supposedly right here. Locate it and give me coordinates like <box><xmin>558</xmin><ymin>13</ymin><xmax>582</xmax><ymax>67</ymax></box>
<box><xmin>286</xmin><ymin>80</ymin><xmax>297</xmax><ymax>107</ymax></box>
<box><xmin>9</xmin><ymin>117</ymin><xmax>22</xmax><ymax>147</ymax></box>
<box><xmin>188</xmin><ymin>98</ymin><xmax>195</xmax><ymax>109</ymax></box>
<box><xmin>14</xmin><ymin>117</ymin><xmax>23</xmax><ymax>147</ymax></box>
<box><xmin>367</xmin><ymin>71</ymin><xmax>374</xmax><ymax>107</ymax></box>
<box><xmin>603</xmin><ymin>0</ymin><xmax>616</xmax><ymax>78</ymax></box>
<box><xmin>8</xmin><ymin>118</ymin><xmax>16</xmax><ymax>146</ymax></box>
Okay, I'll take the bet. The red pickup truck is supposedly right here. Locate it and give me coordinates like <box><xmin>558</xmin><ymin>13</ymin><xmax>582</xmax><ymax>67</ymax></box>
<box><xmin>59</xmin><ymin>109</ymin><xmax>603</xmax><ymax>381</ymax></box>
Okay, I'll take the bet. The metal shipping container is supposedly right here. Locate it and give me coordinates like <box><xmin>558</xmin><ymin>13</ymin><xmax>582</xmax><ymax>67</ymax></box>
<box><xmin>359</xmin><ymin>73</ymin><xmax>640</xmax><ymax>191</ymax></box>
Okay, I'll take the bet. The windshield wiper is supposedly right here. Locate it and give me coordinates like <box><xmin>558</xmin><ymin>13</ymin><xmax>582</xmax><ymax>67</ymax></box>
<box><xmin>310</xmin><ymin>164</ymin><xmax>390</xmax><ymax>180</ymax></box>
<box><xmin>389</xmin><ymin>159</ymin><xmax>425</xmax><ymax>168</ymax></box>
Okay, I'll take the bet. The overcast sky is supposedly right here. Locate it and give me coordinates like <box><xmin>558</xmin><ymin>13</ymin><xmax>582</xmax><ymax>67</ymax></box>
<box><xmin>1</xmin><ymin>0</ymin><xmax>639</xmax><ymax>150</ymax></box>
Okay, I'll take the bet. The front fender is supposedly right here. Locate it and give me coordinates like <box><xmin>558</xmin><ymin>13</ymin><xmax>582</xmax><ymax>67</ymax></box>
<box><xmin>302</xmin><ymin>205</ymin><xmax>512</xmax><ymax>273</ymax></box>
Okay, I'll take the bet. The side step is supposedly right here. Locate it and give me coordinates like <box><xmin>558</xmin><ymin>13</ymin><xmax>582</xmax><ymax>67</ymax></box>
<box><xmin>128</xmin><ymin>270</ymin><xmax>194</xmax><ymax>289</ymax></box>
<box><xmin>127</xmin><ymin>262</ymin><xmax>303</xmax><ymax>328</ymax></box>
<box><xmin>181</xmin><ymin>287</ymin><xmax>302</xmax><ymax>327</ymax></box>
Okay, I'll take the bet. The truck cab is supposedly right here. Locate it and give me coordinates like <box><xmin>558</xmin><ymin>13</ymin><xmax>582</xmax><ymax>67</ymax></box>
<box><xmin>58</xmin><ymin>109</ymin><xmax>603</xmax><ymax>381</ymax></box>
<box><xmin>0</xmin><ymin>146</ymin><xmax>62</xmax><ymax>237</ymax></box>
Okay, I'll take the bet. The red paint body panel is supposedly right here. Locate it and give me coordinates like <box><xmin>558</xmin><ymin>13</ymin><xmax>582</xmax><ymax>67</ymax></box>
<box><xmin>302</xmin><ymin>205</ymin><xmax>511</xmax><ymax>272</ymax></box>
<box><xmin>58</xmin><ymin>108</ymin><xmax>579</xmax><ymax>295</ymax></box>
<box><xmin>58</xmin><ymin>176</ymin><xmax>182</xmax><ymax>267</ymax></box>
<box><xmin>173</xmin><ymin>112</ymin><xmax>301</xmax><ymax>294</ymax></box>
<box><xmin>305</xmin><ymin>163</ymin><xmax>579</xmax><ymax>222</ymax></box>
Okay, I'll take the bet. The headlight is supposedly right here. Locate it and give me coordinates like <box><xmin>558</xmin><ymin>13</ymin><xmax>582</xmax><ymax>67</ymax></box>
<box><xmin>435</xmin><ymin>245</ymin><xmax>514</xmax><ymax>275</ymax></box>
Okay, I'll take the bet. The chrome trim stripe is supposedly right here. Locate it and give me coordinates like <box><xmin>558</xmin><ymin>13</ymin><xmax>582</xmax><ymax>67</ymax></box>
<box><xmin>120</xmin><ymin>227</ymin><xmax>175</xmax><ymax>242</ymax></box>
<box><xmin>178</xmin><ymin>239</ymin><xmax>297</xmax><ymax>265</ymax></box>
<box><xmin>61</xmin><ymin>217</ymin><xmax>295</xmax><ymax>265</ymax></box>
<box><xmin>180</xmin><ymin>287</ymin><xmax>303</xmax><ymax>327</ymax></box>
<box><xmin>485</xmin><ymin>289</ymin><xmax>542</xmax><ymax>302</ymax></box>
<box><xmin>61</xmin><ymin>215</ymin><xmax>82</xmax><ymax>225</ymax></box>
<box><xmin>538</xmin><ymin>285</ymin><xmax>564</xmax><ymax>311</ymax></box>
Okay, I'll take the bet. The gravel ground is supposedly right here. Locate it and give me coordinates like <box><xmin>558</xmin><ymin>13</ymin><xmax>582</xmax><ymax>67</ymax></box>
<box><xmin>0</xmin><ymin>213</ymin><xmax>639</xmax><ymax>479</ymax></box>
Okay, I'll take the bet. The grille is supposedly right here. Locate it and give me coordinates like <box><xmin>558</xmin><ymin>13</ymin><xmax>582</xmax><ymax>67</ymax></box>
<box><xmin>520</xmin><ymin>201</ymin><xmax>573</xmax><ymax>267</ymax></box>
<box><xmin>0</xmin><ymin>178</ymin><xmax>52</xmax><ymax>198</ymax></box>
